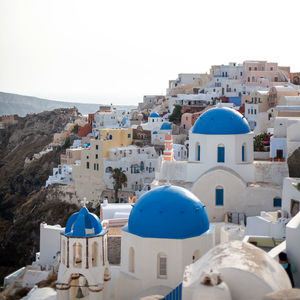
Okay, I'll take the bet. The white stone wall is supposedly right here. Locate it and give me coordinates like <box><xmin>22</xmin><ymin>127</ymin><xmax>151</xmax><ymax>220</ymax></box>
<box><xmin>39</xmin><ymin>224</ymin><xmax>63</xmax><ymax>267</ymax></box>
<box><xmin>115</xmin><ymin>229</ymin><xmax>214</xmax><ymax>300</ymax></box>
<box><xmin>282</xmin><ymin>177</ymin><xmax>300</xmax><ymax>217</ymax></box>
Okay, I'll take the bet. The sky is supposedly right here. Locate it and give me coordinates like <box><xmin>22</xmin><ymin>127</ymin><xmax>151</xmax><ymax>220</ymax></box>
<box><xmin>0</xmin><ymin>0</ymin><xmax>300</xmax><ymax>106</ymax></box>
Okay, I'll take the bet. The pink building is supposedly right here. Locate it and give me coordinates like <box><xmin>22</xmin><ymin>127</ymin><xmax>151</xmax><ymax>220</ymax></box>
<box><xmin>181</xmin><ymin>112</ymin><xmax>201</xmax><ymax>130</ymax></box>
<box><xmin>243</xmin><ymin>61</ymin><xmax>287</xmax><ymax>87</ymax></box>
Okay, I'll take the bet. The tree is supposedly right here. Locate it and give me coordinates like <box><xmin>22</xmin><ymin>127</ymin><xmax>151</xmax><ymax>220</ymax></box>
<box><xmin>169</xmin><ymin>105</ymin><xmax>182</xmax><ymax>124</ymax></box>
<box><xmin>110</xmin><ymin>168</ymin><xmax>127</xmax><ymax>203</ymax></box>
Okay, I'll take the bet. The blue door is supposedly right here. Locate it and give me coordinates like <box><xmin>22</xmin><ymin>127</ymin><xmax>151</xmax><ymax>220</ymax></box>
<box><xmin>216</xmin><ymin>188</ymin><xmax>224</xmax><ymax>206</ymax></box>
<box><xmin>218</xmin><ymin>146</ymin><xmax>225</xmax><ymax>162</ymax></box>
<box><xmin>197</xmin><ymin>145</ymin><xmax>200</xmax><ymax>161</ymax></box>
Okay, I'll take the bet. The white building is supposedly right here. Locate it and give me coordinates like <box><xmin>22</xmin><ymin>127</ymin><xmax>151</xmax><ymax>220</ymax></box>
<box><xmin>173</xmin><ymin>143</ymin><xmax>187</xmax><ymax>161</ymax></box>
<box><xmin>270</xmin><ymin>114</ymin><xmax>300</xmax><ymax>160</ymax></box>
<box><xmin>112</xmin><ymin>185</ymin><xmax>215</xmax><ymax>300</ymax></box>
<box><xmin>153</xmin><ymin>105</ymin><xmax>288</xmax><ymax>222</ymax></box>
<box><xmin>182</xmin><ymin>240</ymin><xmax>292</xmax><ymax>300</ymax></box>
<box><xmin>45</xmin><ymin>164</ymin><xmax>73</xmax><ymax>187</ymax></box>
<box><xmin>103</xmin><ymin>145</ymin><xmax>159</xmax><ymax>192</ymax></box>
<box><xmin>168</xmin><ymin>93</ymin><xmax>214</xmax><ymax>114</ymax></box>
<box><xmin>132</xmin><ymin>112</ymin><xmax>164</xmax><ymax>132</ymax></box>
<box><xmin>151</xmin><ymin>122</ymin><xmax>172</xmax><ymax>145</ymax></box>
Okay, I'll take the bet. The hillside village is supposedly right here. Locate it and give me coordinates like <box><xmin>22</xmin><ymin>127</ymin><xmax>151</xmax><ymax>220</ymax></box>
<box><xmin>1</xmin><ymin>60</ymin><xmax>300</xmax><ymax>299</ymax></box>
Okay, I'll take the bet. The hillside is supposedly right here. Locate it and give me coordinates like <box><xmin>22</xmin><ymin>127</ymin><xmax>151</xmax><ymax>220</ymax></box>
<box><xmin>0</xmin><ymin>92</ymin><xmax>136</xmax><ymax>116</ymax></box>
<box><xmin>0</xmin><ymin>109</ymin><xmax>82</xmax><ymax>284</ymax></box>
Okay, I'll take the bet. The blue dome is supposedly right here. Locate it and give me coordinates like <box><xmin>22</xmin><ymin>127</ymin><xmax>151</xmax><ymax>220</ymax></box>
<box><xmin>149</xmin><ymin>112</ymin><xmax>160</xmax><ymax>118</ymax></box>
<box><xmin>64</xmin><ymin>207</ymin><xmax>103</xmax><ymax>237</ymax></box>
<box><xmin>160</xmin><ymin>122</ymin><xmax>172</xmax><ymax>130</ymax></box>
<box><xmin>153</xmin><ymin>131</ymin><xmax>158</xmax><ymax>134</ymax></box>
<box><xmin>126</xmin><ymin>185</ymin><xmax>209</xmax><ymax>239</ymax></box>
<box><xmin>192</xmin><ymin>107</ymin><xmax>250</xmax><ymax>135</ymax></box>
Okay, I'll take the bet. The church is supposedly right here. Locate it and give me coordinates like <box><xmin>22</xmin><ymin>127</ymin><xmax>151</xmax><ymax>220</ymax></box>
<box><xmin>153</xmin><ymin>105</ymin><xmax>288</xmax><ymax>221</ymax></box>
<box><xmin>56</xmin><ymin>185</ymin><xmax>216</xmax><ymax>299</ymax></box>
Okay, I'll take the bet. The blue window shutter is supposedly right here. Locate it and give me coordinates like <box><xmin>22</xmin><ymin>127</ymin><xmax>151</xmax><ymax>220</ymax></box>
<box><xmin>242</xmin><ymin>145</ymin><xmax>245</xmax><ymax>162</ymax></box>
<box><xmin>216</xmin><ymin>189</ymin><xmax>224</xmax><ymax>206</ymax></box>
<box><xmin>197</xmin><ymin>145</ymin><xmax>200</xmax><ymax>161</ymax></box>
<box><xmin>218</xmin><ymin>146</ymin><xmax>225</xmax><ymax>162</ymax></box>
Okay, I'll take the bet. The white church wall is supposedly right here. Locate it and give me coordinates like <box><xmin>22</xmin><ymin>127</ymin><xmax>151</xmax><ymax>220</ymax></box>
<box><xmin>39</xmin><ymin>223</ymin><xmax>63</xmax><ymax>268</ymax></box>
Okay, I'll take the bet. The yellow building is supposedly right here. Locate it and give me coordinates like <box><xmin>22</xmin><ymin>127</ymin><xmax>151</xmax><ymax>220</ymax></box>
<box><xmin>72</xmin><ymin>128</ymin><xmax>133</xmax><ymax>205</ymax></box>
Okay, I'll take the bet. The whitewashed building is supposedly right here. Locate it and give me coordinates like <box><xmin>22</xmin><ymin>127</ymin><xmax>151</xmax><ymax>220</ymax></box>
<box><xmin>153</xmin><ymin>105</ymin><xmax>288</xmax><ymax>222</ymax></box>
<box><xmin>45</xmin><ymin>164</ymin><xmax>73</xmax><ymax>187</ymax></box>
<box><xmin>103</xmin><ymin>145</ymin><xmax>159</xmax><ymax>192</ymax></box>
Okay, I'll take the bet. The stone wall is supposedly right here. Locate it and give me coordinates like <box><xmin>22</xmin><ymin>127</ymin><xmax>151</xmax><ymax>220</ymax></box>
<box><xmin>108</xmin><ymin>236</ymin><xmax>121</xmax><ymax>265</ymax></box>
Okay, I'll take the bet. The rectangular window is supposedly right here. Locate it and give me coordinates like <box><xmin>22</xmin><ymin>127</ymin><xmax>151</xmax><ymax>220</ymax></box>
<box><xmin>94</xmin><ymin>163</ymin><xmax>96</xmax><ymax>170</ymax></box>
<box><xmin>197</xmin><ymin>145</ymin><xmax>201</xmax><ymax>161</ymax></box>
<box><xmin>242</xmin><ymin>145</ymin><xmax>245</xmax><ymax>162</ymax></box>
<box><xmin>96</xmin><ymin>145</ymin><xmax>98</xmax><ymax>150</ymax></box>
<box><xmin>216</xmin><ymin>189</ymin><xmax>224</xmax><ymax>206</ymax></box>
<box><xmin>86</xmin><ymin>162</ymin><xmax>89</xmax><ymax>169</ymax></box>
<box><xmin>128</xmin><ymin>134</ymin><xmax>131</xmax><ymax>138</ymax></box>
<box><xmin>159</xmin><ymin>256</ymin><xmax>167</xmax><ymax>277</ymax></box>
<box><xmin>95</xmin><ymin>154</ymin><xmax>98</xmax><ymax>159</ymax></box>
<box><xmin>217</xmin><ymin>146</ymin><xmax>225</xmax><ymax>163</ymax></box>
<box><xmin>273</xmin><ymin>198</ymin><xmax>282</xmax><ymax>207</ymax></box>
<box><xmin>97</xmin><ymin>163</ymin><xmax>99</xmax><ymax>171</ymax></box>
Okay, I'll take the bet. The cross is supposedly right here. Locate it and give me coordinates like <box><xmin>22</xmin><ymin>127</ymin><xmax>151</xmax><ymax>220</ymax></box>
<box><xmin>81</xmin><ymin>197</ymin><xmax>88</xmax><ymax>207</ymax></box>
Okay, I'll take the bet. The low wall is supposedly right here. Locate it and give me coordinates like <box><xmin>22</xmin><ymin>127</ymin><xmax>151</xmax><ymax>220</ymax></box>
<box><xmin>254</xmin><ymin>151</ymin><xmax>269</xmax><ymax>160</ymax></box>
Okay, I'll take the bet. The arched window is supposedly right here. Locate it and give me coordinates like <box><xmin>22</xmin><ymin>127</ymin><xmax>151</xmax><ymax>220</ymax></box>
<box><xmin>193</xmin><ymin>250</ymin><xmax>200</xmax><ymax>263</ymax></box>
<box><xmin>105</xmin><ymin>166</ymin><xmax>113</xmax><ymax>173</ymax></box>
<box><xmin>217</xmin><ymin>145</ymin><xmax>225</xmax><ymax>163</ymax></box>
<box><xmin>216</xmin><ymin>186</ymin><xmax>224</xmax><ymax>206</ymax></box>
<box><xmin>242</xmin><ymin>143</ymin><xmax>246</xmax><ymax>162</ymax></box>
<box><xmin>73</xmin><ymin>242</ymin><xmax>82</xmax><ymax>268</ymax></box>
<box><xmin>62</xmin><ymin>239</ymin><xmax>66</xmax><ymax>265</ymax></box>
<box><xmin>157</xmin><ymin>253</ymin><xmax>167</xmax><ymax>279</ymax></box>
<box><xmin>92</xmin><ymin>242</ymin><xmax>98</xmax><ymax>267</ymax></box>
<box><xmin>196</xmin><ymin>144</ymin><xmax>200</xmax><ymax>161</ymax></box>
<box><xmin>129</xmin><ymin>247</ymin><xmax>135</xmax><ymax>273</ymax></box>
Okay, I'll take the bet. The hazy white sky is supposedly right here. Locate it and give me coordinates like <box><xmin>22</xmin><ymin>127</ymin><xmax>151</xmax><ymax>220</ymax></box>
<box><xmin>0</xmin><ymin>0</ymin><xmax>300</xmax><ymax>105</ymax></box>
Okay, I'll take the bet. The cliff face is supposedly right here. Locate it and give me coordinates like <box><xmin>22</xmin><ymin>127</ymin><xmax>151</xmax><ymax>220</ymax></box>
<box><xmin>0</xmin><ymin>109</ymin><xmax>80</xmax><ymax>283</ymax></box>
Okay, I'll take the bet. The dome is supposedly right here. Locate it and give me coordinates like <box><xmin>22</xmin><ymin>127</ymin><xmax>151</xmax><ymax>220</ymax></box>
<box><xmin>64</xmin><ymin>207</ymin><xmax>103</xmax><ymax>237</ymax></box>
<box><xmin>192</xmin><ymin>107</ymin><xmax>250</xmax><ymax>135</ymax></box>
<box><xmin>149</xmin><ymin>112</ymin><xmax>160</xmax><ymax>118</ymax></box>
<box><xmin>160</xmin><ymin>122</ymin><xmax>172</xmax><ymax>130</ymax></box>
<box><xmin>126</xmin><ymin>185</ymin><xmax>209</xmax><ymax>239</ymax></box>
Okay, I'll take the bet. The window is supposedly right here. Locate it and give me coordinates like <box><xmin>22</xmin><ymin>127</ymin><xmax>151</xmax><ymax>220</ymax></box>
<box><xmin>254</xmin><ymin>109</ymin><xmax>256</xmax><ymax>114</ymax></box>
<box><xmin>216</xmin><ymin>186</ymin><xmax>224</xmax><ymax>206</ymax></box>
<box><xmin>217</xmin><ymin>145</ymin><xmax>225</xmax><ymax>163</ymax></box>
<box><xmin>273</xmin><ymin>197</ymin><xmax>282</xmax><ymax>207</ymax></box>
<box><xmin>86</xmin><ymin>162</ymin><xmax>90</xmax><ymax>169</ymax></box>
<box><xmin>105</xmin><ymin>166</ymin><xmax>112</xmax><ymax>173</ymax></box>
<box><xmin>254</xmin><ymin>67</ymin><xmax>257</xmax><ymax>71</ymax></box>
<box><xmin>157</xmin><ymin>253</ymin><xmax>167</xmax><ymax>278</ymax></box>
<box><xmin>196</xmin><ymin>144</ymin><xmax>201</xmax><ymax>161</ymax></box>
<box><xmin>96</xmin><ymin>145</ymin><xmax>98</xmax><ymax>150</ymax></box>
<box><xmin>249</xmin><ymin>67</ymin><xmax>252</xmax><ymax>71</ymax></box>
<box><xmin>242</xmin><ymin>144</ymin><xmax>246</xmax><ymax>162</ymax></box>
<box><xmin>95</xmin><ymin>154</ymin><xmax>98</xmax><ymax>159</ymax></box>
<box><xmin>86</xmin><ymin>156</ymin><xmax>89</xmax><ymax>159</ymax></box>
<box><xmin>92</xmin><ymin>242</ymin><xmax>98</xmax><ymax>267</ymax></box>
<box><xmin>248</xmin><ymin>77</ymin><xmax>250</xmax><ymax>82</ymax></box>
<box><xmin>73</xmin><ymin>242</ymin><xmax>82</xmax><ymax>268</ymax></box>
<box><xmin>270</xmin><ymin>67</ymin><xmax>273</xmax><ymax>71</ymax></box>
<box><xmin>193</xmin><ymin>250</ymin><xmax>200</xmax><ymax>263</ymax></box>
<box><xmin>109</xmin><ymin>135</ymin><xmax>112</xmax><ymax>140</ymax></box>
<box><xmin>129</xmin><ymin>247</ymin><xmax>135</xmax><ymax>273</ymax></box>
<box><xmin>128</xmin><ymin>133</ymin><xmax>131</xmax><ymax>138</ymax></box>
<box><xmin>252</xmin><ymin>76</ymin><xmax>255</xmax><ymax>82</ymax></box>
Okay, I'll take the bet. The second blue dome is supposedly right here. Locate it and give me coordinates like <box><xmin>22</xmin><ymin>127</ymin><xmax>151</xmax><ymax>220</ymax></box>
<box><xmin>192</xmin><ymin>106</ymin><xmax>250</xmax><ymax>135</ymax></box>
<box><xmin>127</xmin><ymin>185</ymin><xmax>209</xmax><ymax>239</ymax></box>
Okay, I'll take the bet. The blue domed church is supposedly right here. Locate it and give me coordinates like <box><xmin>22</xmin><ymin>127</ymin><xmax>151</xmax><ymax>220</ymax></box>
<box><xmin>113</xmin><ymin>185</ymin><xmax>214</xmax><ymax>300</ymax></box>
<box><xmin>153</xmin><ymin>105</ymin><xmax>286</xmax><ymax>222</ymax></box>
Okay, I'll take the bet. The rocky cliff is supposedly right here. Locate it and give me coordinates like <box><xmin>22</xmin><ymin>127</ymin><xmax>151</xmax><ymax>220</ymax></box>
<box><xmin>0</xmin><ymin>109</ymin><xmax>80</xmax><ymax>284</ymax></box>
